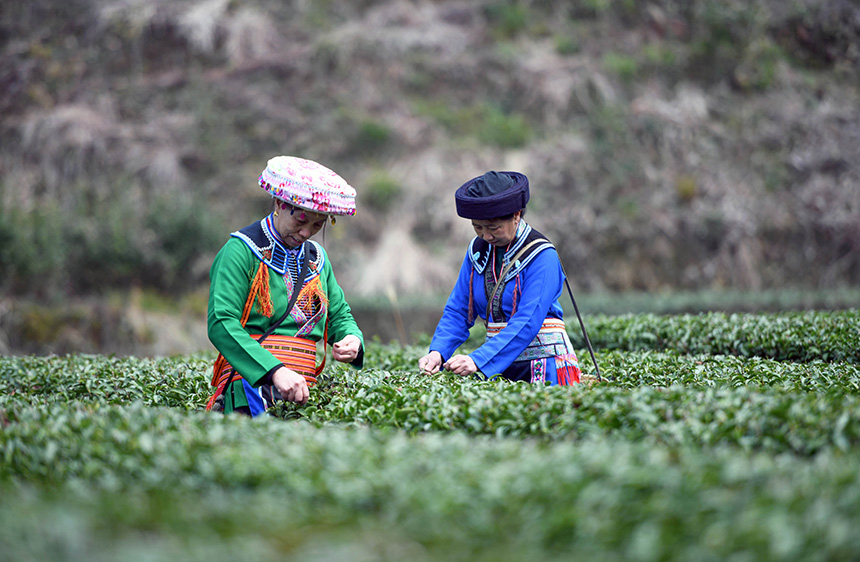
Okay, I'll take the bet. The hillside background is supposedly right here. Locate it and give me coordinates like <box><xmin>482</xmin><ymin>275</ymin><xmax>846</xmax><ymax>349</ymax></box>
<box><xmin>1</xmin><ymin>0</ymin><xmax>858</xmax><ymax>355</ymax></box>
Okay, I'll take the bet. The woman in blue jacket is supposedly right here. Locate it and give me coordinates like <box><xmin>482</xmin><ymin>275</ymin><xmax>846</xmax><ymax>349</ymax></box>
<box><xmin>418</xmin><ymin>171</ymin><xmax>582</xmax><ymax>385</ymax></box>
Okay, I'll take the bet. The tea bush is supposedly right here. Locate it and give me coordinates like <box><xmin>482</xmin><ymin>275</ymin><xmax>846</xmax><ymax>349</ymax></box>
<box><xmin>266</xmin><ymin>367</ymin><xmax>860</xmax><ymax>455</ymax></box>
<box><xmin>2</xmin><ymin>405</ymin><xmax>860</xmax><ymax>561</ymax></box>
<box><xmin>2</xmin><ymin>309</ymin><xmax>860</xmax><ymax>561</ymax></box>
<box><xmin>574</xmin><ymin>310</ymin><xmax>860</xmax><ymax>363</ymax></box>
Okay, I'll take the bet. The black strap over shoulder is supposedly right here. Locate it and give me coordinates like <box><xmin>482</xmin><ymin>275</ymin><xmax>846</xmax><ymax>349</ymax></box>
<box><xmin>262</xmin><ymin>243</ymin><xmax>310</xmax><ymax>340</ymax></box>
<box><xmin>559</xmin><ymin>264</ymin><xmax>601</xmax><ymax>382</ymax></box>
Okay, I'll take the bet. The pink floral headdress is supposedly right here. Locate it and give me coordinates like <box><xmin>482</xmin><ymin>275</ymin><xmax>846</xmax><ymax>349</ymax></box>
<box><xmin>259</xmin><ymin>156</ymin><xmax>357</xmax><ymax>216</ymax></box>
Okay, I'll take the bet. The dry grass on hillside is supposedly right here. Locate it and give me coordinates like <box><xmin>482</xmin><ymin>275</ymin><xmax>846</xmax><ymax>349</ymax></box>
<box><xmin>1</xmin><ymin>0</ymin><xmax>858</xmax><ymax>300</ymax></box>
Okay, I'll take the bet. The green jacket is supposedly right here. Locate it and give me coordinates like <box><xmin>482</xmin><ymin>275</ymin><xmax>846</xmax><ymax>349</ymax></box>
<box><xmin>207</xmin><ymin>217</ymin><xmax>363</xmax><ymax>412</ymax></box>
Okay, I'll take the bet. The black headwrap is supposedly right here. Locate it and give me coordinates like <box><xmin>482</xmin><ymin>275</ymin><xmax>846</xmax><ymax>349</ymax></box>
<box><xmin>454</xmin><ymin>171</ymin><xmax>529</xmax><ymax>219</ymax></box>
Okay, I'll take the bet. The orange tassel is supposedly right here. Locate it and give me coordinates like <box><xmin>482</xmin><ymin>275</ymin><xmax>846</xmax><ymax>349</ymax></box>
<box><xmin>295</xmin><ymin>275</ymin><xmax>327</xmax><ymax>313</ymax></box>
<box><xmin>205</xmin><ymin>352</ymin><xmax>230</xmax><ymax>410</ymax></box>
<box><xmin>205</xmin><ymin>377</ymin><xmax>229</xmax><ymax>411</ymax></box>
<box><xmin>555</xmin><ymin>355</ymin><xmax>582</xmax><ymax>386</ymax></box>
<box><xmin>251</xmin><ymin>261</ymin><xmax>273</xmax><ymax>318</ymax></box>
<box><xmin>206</xmin><ymin>261</ymin><xmax>272</xmax><ymax>411</ymax></box>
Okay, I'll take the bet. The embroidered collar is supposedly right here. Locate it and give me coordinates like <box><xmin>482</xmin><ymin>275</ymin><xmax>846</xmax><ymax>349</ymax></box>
<box><xmin>231</xmin><ymin>215</ymin><xmax>324</xmax><ymax>279</ymax></box>
<box><xmin>467</xmin><ymin>221</ymin><xmax>554</xmax><ymax>282</ymax></box>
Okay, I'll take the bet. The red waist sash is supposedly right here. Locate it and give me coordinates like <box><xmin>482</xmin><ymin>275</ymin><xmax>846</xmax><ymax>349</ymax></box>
<box><xmin>209</xmin><ymin>335</ymin><xmax>322</xmax><ymax>407</ymax></box>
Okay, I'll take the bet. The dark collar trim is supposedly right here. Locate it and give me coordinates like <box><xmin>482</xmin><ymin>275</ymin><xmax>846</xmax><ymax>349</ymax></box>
<box><xmin>467</xmin><ymin>221</ymin><xmax>554</xmax><ymax>281</ymax></box>
<box><xmin>231</xmin><ymin>216</ymin><xmax>324</xmax><ymax>278</ymax></box>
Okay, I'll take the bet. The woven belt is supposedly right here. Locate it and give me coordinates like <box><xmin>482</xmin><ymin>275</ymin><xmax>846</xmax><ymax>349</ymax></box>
<box><xmin>213</xmin><ymin>334</ymin><xmax>319</xmax><ymax>387</ymax></box>
<box><xmin>486</xmin><ymin>318</ymin><xmax>572</xmax><ymax>362</ymax></box>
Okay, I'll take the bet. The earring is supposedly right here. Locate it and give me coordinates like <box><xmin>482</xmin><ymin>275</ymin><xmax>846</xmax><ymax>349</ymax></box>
<box><xmin>330</xmin><ymin>216</ymin><xmax>336</xmax><ymax>225</ymax></box>
<box><xmin>274</xmin><ymin>209</ymin><xmax>279</xmax><ymax>217</ymax></box>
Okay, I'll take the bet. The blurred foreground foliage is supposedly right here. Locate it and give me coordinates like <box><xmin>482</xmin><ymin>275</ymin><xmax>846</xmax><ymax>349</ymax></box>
<box><xmin>3</xmin><ymin>420</ymin><xmax>859</xmax><ymax>562</ymax></box>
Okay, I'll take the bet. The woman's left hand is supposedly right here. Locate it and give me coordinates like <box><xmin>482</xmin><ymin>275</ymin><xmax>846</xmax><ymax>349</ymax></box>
<box><xmin>332</xmin><ymin>334</ymin><xmax>361</xmax><ymax>362</ymax></box>
<box><xmin>443</xmin><ymin>354</ymin><xmax>478</xmax><ymax>376</ymax></box>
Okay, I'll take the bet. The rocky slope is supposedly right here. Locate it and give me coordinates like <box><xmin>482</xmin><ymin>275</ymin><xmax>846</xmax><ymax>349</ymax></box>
<box><xmin>1</xmin><ymin>0</ymin><xmax>858</xmax><ymax>304</ymax></box>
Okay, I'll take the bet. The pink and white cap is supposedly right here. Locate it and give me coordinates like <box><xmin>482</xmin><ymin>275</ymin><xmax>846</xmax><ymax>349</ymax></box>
<box><xmin>259</xmin><ymin>156</ymin><xmax>357</xmax><ymax>216</ymax></box>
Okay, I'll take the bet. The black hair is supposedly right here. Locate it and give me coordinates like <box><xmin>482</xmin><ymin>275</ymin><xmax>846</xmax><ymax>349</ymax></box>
<box><xmin>497</xmin><ymin>208</ymin><xmax>526</xmax><ymax>221</ymax></box>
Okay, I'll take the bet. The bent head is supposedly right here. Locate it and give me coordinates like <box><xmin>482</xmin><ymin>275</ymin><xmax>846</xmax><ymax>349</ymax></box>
<box><xmin>454</xmin><ymin>171</ymin><xmax>530</xmax><ymax>245</ymax></box>
<box><xmin>257</xmin><ymin>155</ymin><xmax>358</xmax><ymax>247</ymax></box>
<box><xmin>471</xmin><ymin>210</ymin><xmax>523</xmax><ymax>247</ymax></box>
<box><xmin>273</xmin><ymin>202</ymin><xmax>327</xmax><ymax>247</ymax></box>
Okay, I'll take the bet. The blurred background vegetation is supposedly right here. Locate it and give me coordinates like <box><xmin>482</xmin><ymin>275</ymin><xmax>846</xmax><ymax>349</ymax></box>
<box><xmin>1</xmin><ymin>0</ymin><xmax>858</xmax><ymax>355</ymax></box>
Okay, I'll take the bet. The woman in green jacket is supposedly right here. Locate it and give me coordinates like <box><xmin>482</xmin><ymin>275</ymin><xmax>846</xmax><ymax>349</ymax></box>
<box><xmin>206</xmin><ymin>156</ymin><xmax>364</xmax><ymax>416</ymax></box>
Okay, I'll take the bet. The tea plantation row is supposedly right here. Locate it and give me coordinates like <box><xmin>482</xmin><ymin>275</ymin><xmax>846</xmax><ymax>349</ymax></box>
<box><xmin>2</xmin><ymin>404</ymin><xmax>860</xmax><ymax>562</ymax></box>
<box><xmin>574</xmin><ymin>309</ymin><xmax>860</xmax><ymax>362</ymax></box>
<box><xmin>1</xmin><ymin>309</ymin><xmax>858</xmax><ymax>561</ymax></box>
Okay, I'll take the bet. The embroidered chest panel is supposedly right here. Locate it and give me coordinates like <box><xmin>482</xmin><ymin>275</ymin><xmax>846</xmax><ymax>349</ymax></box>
<box><xmin>231</xmin><ymin>216</ymin><xmax>324</xmax><ymax>281</ymax></box>
<box><xmin>467</xmin><ymin>221</ymin><xmax>555</xmax><ymax>322</ymax></box>
<box><xmin>231</xmin><ymin>217</ymin><xmax>328</xmax><ymax>332</ymax></box>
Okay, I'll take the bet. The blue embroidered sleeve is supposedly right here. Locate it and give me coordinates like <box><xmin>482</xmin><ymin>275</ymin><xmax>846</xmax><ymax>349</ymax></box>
<box><xmin>469</xmin><ymin>248</ymin><xmax>565</xmax><ymax>376</ymax></box>
<box><xmin>429</xmin><ymin>253</ymin><xmax>476</xmax><ymax>361</ymax></box>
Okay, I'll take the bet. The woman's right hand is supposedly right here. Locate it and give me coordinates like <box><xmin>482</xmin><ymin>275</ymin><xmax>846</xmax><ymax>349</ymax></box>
<box><xmin>272</xmin><ymin>366</ymin><xmax>309</xmax><ymax>404</ymax></box>
<box><xmin>418</xmin><ymin>351</ymin><xmax>443</xmax><ymax>375</ymax></box>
